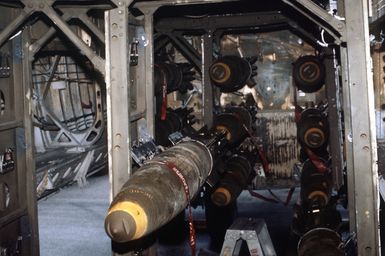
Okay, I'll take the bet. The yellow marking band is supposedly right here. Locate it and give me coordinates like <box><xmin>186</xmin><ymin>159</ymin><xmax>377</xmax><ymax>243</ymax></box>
<box><xmin>215</xmin><ymin>125</ymin><xmax>232</xmax><ymax>141</ymax></box>
<box><xmin>213</xmin><ymin>187</ymin><xmax>231</xmax><ymax>206</ymax></box>
<box><xmin>108</xmin><ymin>201</ymin><xmax>148</xmax><ymax>240</ymax></box>
<box><xmin>307</xmin><ymin>191</ymin><xmax>328</xmax><ymax>205</ymax></box>
<box><xmin>299</xmin><ymin>61</ymin><xmax>320</xmax><ymax>82</ymax></box>
<box><xmin>211</xmin><ymin>63</ymin><xmax>231</xmax><ymax>84</ymax></box>
<box><xmin>304</xmin><ymin>127</ymin><xmax>324</xmax><ymax>147</ymax></box>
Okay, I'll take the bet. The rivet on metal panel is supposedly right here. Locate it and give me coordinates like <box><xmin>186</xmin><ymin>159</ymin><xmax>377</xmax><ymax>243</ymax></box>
<box><xmin>363</xmin><ymin>146</ymin><xmax>370</xmax><ymax>151</ymax></box>
<box><xmin>360</xmin><ymin>133</ymin><xmax>367</xmax><ymax>139</ymax></box>
<box><xmin>118</xmin><ymin>10</ymin><xmax>123</xmax><ymax>14</ymax></box>
<box><xmin>114</xmin><ymin>145</ymin><xmax>121</xmax><ymax>150</ymax></box>
<box><xmin>112</xmin><ymin>23</ymin><xmax>118</xmax><ymax>29</ymax></box>
<box><xmin>347</xmin><ymin>133</ymin><xmax>353</xmax><ymax>142</ymax></box>
<box><xmin>115</xmin><ymin>133</ymin><xmax>121</xmax><ymax>138</ymax></box>
<box><xmin>112</xmin><ymin>35</ymin><xmax>118</xmax><ymax>40</ymax></box>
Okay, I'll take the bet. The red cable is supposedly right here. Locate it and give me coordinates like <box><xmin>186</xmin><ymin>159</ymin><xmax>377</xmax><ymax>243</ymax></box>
<box><xmin>163</xmin><ymin>161</ymin><xmax>196</xmax><ymax>256</ymax></box>
<box><xmin>241</xmin><ymin>123</ymin><xmax>271</xmax><ymax>175</ymax></box>
<box><xmin>284</xmin><ymin>187</ymin><xmax>296</xmax><ymax>206</ymax></box>
<box><xmin>155</xmin><ymin>64</ymin><xmax>168</xmax><ymax>121</ymax></box>
<box><xmin>268</xmin><ymin>189</ymin><xmax>284</xmax><ymax>204</ymax></box>
<box><xmin>248</xmin><ymin>189</ymin><xmax>279</xmax><ymax>204</ymax></box>
<box><xmin>161</xmin><ymin>69</ymin><xmax>168</xmax><ymax>121</ymax></box>
<box><xmin>304</xmin><ymin>147</ymin><xmax>328</xmax><ymax>173</ymax></box>
<box><xmin>295</xmin><ymin>105</ymin><xmax>303</xmax><ymax>123</ymax></box>
<box><xmin>256</xmin><ymin>145</ymin><xmax>270</xmax><ymax>175</ymax></box>
<box><xmin>266</xmin><ymin>187</ymin><xmax>296</xmax><ymax>206</ymax></box>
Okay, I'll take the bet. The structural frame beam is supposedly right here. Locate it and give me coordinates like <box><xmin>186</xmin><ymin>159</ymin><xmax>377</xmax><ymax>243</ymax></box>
<box><xmin>21</xmin><ymin>28</ymin><xmax>40</xmax><ymax>256</ymax></box>
<box><xmin>141</xmin><ymin>7</ymin><xmax>158</xmax><ymax>138</ymax></box>
<box><xmin>344</xmin><ymin>0</ymin><xmax>380</xmax><ymax>255</ymax></box>
<box><xmin>155</xmin><ymin>12</ymin><xmax>321</xmax><ymax>49</ymax></box>
<box><xmin>202</xmin><ymin>33</ymin><xmax>214</xmax><ymax>127</ymax></box>
<box><xmin>0</xmin><ymin>0</ymin><xmax>108</xmax><ymax>74</ymax></box>
<box><xmin>324</xmin><ymin>47</ymin><xmax>344</xmax><ymax>189</ymax></box>
<box><xmin>105</xmin><ymin>0</ymin><xmax>133</xmax><ymax>199</ymax></box>
<box><xmin>282</xmin><ymin>0</ymin><xmax>345</xmax><ymax>43</ymax></box>
<box><xmin>166</xmin><ymin>33</ymin><xmax>202</xmax><ymax>71</ymax></box>
<box><xmin>29</xmin><ymin>7</ymin><xmax>106</xmax><ymax>56</ymax></box>
<box><xmin>134</xmin><ymin>0</ymin><xmax>236</xmax><ymax>9</ymax></box>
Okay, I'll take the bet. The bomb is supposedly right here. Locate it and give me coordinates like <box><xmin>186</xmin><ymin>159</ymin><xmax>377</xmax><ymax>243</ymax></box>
<box><xmin>211</xmin><ymin>155</ymin><xmax>253</xmax><ymax>207</ymax></box>
<box><xmin>105</xmin><ymin>140</ymin><xmax>213</xmax><ymax>243</ymax></box>
<box><xmin>209</xmin><ymin>55</ymin><xmax>257</xmax><ymax>92</ymax></box>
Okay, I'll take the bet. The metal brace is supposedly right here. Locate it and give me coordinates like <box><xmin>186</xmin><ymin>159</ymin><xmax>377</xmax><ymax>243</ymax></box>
<box><xmin>0</xmin><ymin>0</ymin><xmax>106</xmax><ymax>75</ymax></box>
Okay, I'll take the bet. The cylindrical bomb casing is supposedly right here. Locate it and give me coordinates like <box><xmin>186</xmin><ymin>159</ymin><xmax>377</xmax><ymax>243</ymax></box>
<box><xmin>154</xmin><ymin>62</ymin><xmax>194</xmax><ymax>95</ymax></box>
<box><xmin>297</xmin><ymin>108</ymin><xmax>329</xmax><ymax>151</ymax></box>
<box><xmin>213</xmin><ymin>113</ymin><xmax>247</xmax><ymax>146</ymax></box>
<box><xmin>226</xmin><ymin>106</ymin><xmax>253</xmax><ymax>131</ymax></box>
<box><xmin>211</xmin><ymin>156</ymin><xmax>252</xmax><ymax>206</ymax></box>
<box><xmin>209</xmin><ymin>55</ymin><xmax>252</xmax><ymax>93</ymax></box>
<box><xmin>298</xmin><ymin>228</ymin><xmax>343</xmax><ymax>256</ymax></box>
<box><xmin>105</xmin><ymin>141</ymin><xmax>213</xmax><ymax>243</ymax></box>
<box><xmin>293</xmin><ymin>55</ymin><xmax>325</xmax><ymax>93</ymax></box>
<box><xmin>300</xmin><ymin>159</ymin><xmax>331</xmax><ymax>209</ymax></box>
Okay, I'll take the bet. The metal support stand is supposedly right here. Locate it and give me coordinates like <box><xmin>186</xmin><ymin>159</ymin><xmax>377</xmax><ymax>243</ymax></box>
<box><xmin>220</xmin><ymin>218</ymin><xmax>276</xmax><ymax>256</ymax></box>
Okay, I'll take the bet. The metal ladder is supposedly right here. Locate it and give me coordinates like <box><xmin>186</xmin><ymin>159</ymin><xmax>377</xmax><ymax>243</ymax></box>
<box><xmin>220</xmin><ymin>218</ymin><xmax>277</xmax><ymax>256</ymax></box>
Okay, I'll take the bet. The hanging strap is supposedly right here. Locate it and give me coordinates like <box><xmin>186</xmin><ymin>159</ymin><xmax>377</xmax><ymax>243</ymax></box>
<box><xmin>162</xmin><ymin>161</ymin><xmax>196</xmax><ymax>256</ymax></box>
<box><xmin>155</xmin><ymin>64</ymin><xmax>168</xmax><ymax>120</ymax></box>
<box><xmin>241</xmin><ymin>122</ymin><xmax>271</xmax><ymax>175</ymax></box>
<box><xmin>161</xmin><ymin>70</ymin><xmax>168</xmax><ymax>120</ymax></box>
<box><xmin>267</xmin><ymin>187</ymin><xmax>296</xmax><ymax>206</ymax></box>
<box><xmin>248</xmin><ymin>189</ymin><xmax>279</xmax><ymax>203</ymax></box>
<box><xmin>304</xmin><ymin>147</ymin><xmax>328</xmax><ymax>173</ymax></box>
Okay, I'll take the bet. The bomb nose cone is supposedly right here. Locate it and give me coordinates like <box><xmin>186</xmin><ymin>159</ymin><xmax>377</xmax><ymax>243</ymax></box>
<box><xmin>105</xmin><ymin>211</ymin><xmax>136</xmax><ymax>243</ymax></box>
<box><xmin>211</xmin><ymin>63</ymin><xmax>228</xmax><ymax>81</ymax></box>
<box><xmin>211</xmin><ymin>187</ymin><xmax>231</xmax><ymax>206</ymax></box>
